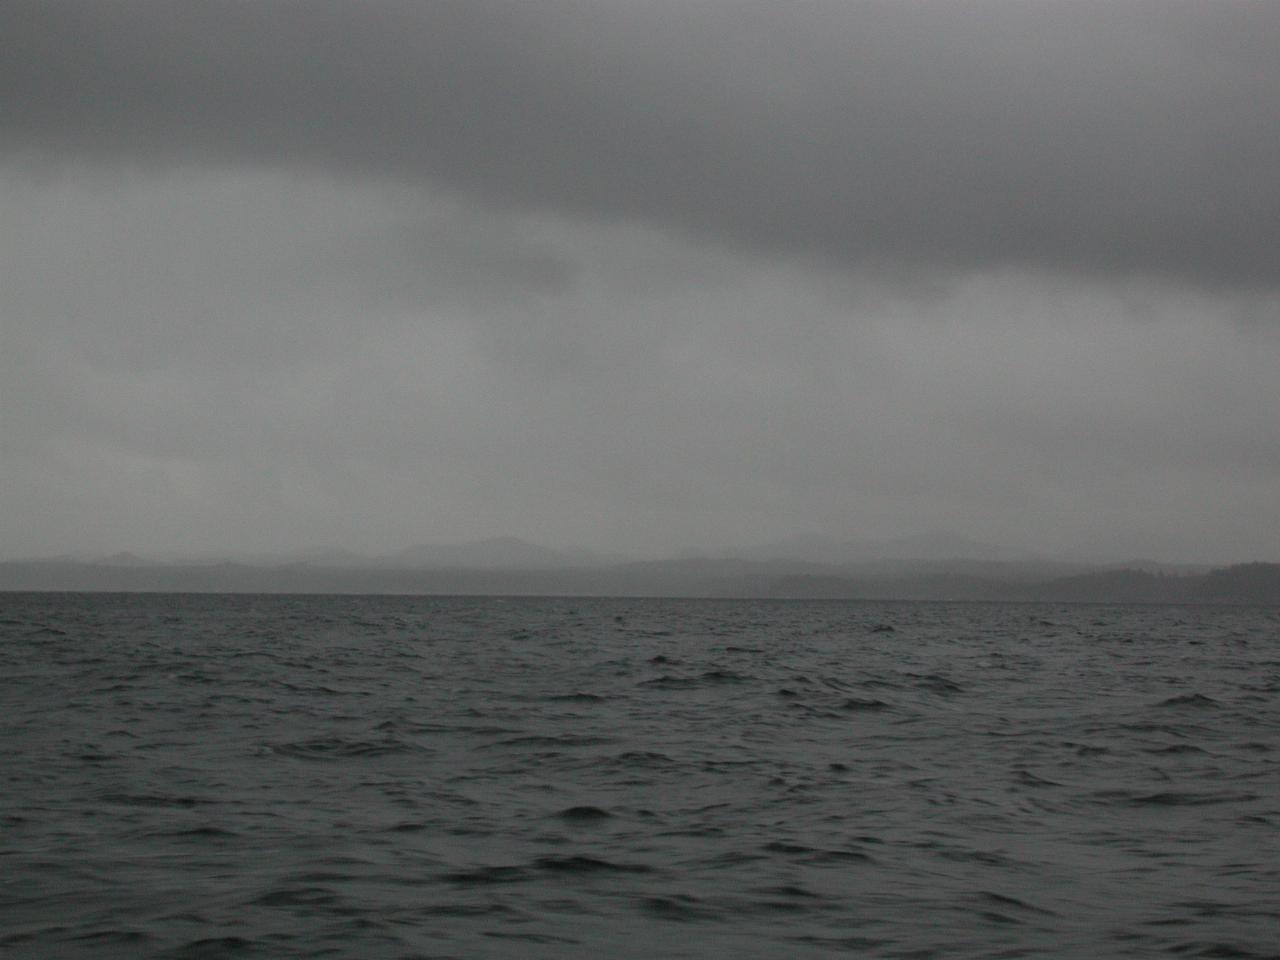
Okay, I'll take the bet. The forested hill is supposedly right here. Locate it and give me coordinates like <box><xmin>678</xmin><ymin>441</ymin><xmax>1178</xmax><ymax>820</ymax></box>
<box><xmin>1027</xmin><ymin>563</ymin><xmax>1280</xmax><ymax>604</ymax></box>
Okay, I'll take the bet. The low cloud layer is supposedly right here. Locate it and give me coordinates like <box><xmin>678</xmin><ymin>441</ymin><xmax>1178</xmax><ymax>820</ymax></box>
<box><xmin>6</xmin><ymin>1</ymin><xmax>1279</xmax><ymax>287</ymax></box>
<box><xmin>3</xmin><ymin>3</ymin><xmax>1278</xmax><ymax>563</ymax></box>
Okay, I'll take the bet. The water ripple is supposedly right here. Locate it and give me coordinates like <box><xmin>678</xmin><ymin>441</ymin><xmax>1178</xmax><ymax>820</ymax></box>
<box><xmin>1</xmin><ymin>593</ymin><xmax>1276</xmax><ymax>959</ymax></box>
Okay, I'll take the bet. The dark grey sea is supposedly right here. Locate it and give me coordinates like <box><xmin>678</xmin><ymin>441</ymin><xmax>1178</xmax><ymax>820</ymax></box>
<box><xmin>1</xmin><ymin>593</ymin><xmax>1277</xmax><ymax>959</ymax></box>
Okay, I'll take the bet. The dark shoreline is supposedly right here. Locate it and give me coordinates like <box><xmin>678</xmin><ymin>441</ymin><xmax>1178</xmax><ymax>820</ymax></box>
<box><xmin>2</xmin><ymin>560</ymin><xmax>1277</xmax><ymax>604</ymax></box>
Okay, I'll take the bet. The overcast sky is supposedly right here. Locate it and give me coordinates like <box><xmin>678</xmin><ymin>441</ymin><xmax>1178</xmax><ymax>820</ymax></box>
<box><xmin>3</xmin><ymin>1</ymin><xmax>1278</xmax><ymax>563</ymax></box>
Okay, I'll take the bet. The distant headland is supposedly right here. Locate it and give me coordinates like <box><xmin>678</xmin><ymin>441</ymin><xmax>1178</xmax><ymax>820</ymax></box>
<box><xmin>2</xmin><ymin>538</ymin><xmax>1277</xmax><ymax>603</ymax></box>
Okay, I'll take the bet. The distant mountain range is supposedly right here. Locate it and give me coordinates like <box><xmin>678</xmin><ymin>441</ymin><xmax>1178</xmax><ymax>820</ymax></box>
<box><xmin>730</xmin><ymin>532</ymin><xmax>1032</xmax><ymax>564</ymax></box>
<box><xmin>2</xmin><ymin>539</ymin><xmax>1276</xmax><ymax>603</ymax></box>
<box><xmin>32</xmin><ymin>533</ymin><xmax>1215</xmax><ymax>577</ymax></box>
<box><xmin>383</xmin><ymin>537</ymin><xmax>619</xmax><ymax>570</ymax></box>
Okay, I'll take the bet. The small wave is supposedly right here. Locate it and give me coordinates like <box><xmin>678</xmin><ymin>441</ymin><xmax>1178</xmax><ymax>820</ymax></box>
<box><xmin>762</xmin><ymin>841</ymin><xmax>811</xmax><ymax>855</ymax></box>
<box><xmin>937</xmin><ymin>847</ymin><xmax>1015</xmax><ymax>866</ymax></box>
<box><xmin>420</xmin><ymin>902</ymin><xmax>521</xmax><ymax>917</ymax></box>
<box><xmin>904</xmin><ymin>673</ymin><xmax>963</xmax><ymax>694</ymax></box>
<box><xmin>534</xmin><ymin>854</ymin><xmax>653</xmax><ymax>874</ymax></box>
<box><xmin>75</xmin><ymin>751</ymin><xmax>115</xmax><ymax>763</ymax></box>
<box><xmin>248</xmin><ymin>887</ymin><xmax>339</xmax><ymax>907</ymax></box>
<box><xmin>639</xmin><ymin>674</ymin><xmax>698</xmax><ymax>688</ymax></box>
<box><xmin>25</xmin><ymin>626</ymin><xmax>68</xmax><ymax>637</ymax></box>
<box><xmin>100</xmin><ymin>793</ymin><xmax>215</xmax><ymax>808</ymax></box>
<box><xmin>1129</xmin><ymin>791</ymin><xmax>1260</xmax><ymax>807</ymax></box>
<box><xmin>1109</xmin><ymin>722</ymin><xmax>1192</xmax><ymax>736</ymax></box>
<box><xmin>556</xmin><ymin>805</ymin><xmax>613</xmax><ymax>821</ymax></box>
<box><xmin>759</xmin><ymin>883</ymin><xmax>822</xmax><ymax>899</ymax></box>
<box><xmin>488</xmin><ymin>734</ymin><xmax>613</xmax><ymax>749</ymax></box>
<box><xmin>484</xmin><ymin>931</ymin><xmax>581</xmax><ymax>944</ymax></box>
<box><xmin>639</xmin><ymin>894</ymin><xmax>716</xmax><ymax>921</ymax></box>
<box><xmin>1074</xmin><ymin>744</ymin><xmax>1110</xmax><ymax>757</ymax></box>
<box><xmin>161</xmin><ymin>936</ymin><xmax>256</xmax><ymax>958</ymax></box>
<box><xmin>811</xmin><ymin>848</ymin><xmax>876</xmax><ymax>864</ymax></box>
<box><xmin>545</xmin><ymin>692</ymin><xmax>606</xmax><ymax>702</ymax></box>
<box><xmin>639</xmin><ymin>670</ymin><xmax>751</xmax><ymax>688</ymax></box>
<box><xmin>978</xmin><ymin>891</ymin><xmax>1059</xmax><ymax>916</ymax></box>
<box><xmin>440</xmin><ymin>865</ymin><xmax>529</xmax><ymax>885</ymax></box>
<box><xmin>859</xmin><ymin>678</ymin><xmax>903</xmax><ymax>690</ymax></box>
<box><xmin>71</xmin><ymin>929</ymin><xmax>152</xmax><ymax>945</ymax></box>
<box><xmin>1164</xmin><ymin>941</ymin><xmax>1274</xmax><ymax>958</ymax></box>
<box><xmin>790</xmin><ymin>935</ymin><xmax>891</xmax><ymax>950</ymax></box>
<box><xmin>762</xmin><ymin>844</ymin><xmax>875</xmax><ymax>870</ymax></box>
<box><xmin>974</xmin><ymin>909</ymin><xmax>1022</xmax><ymax>926</ymax></box>
<box><xmin>164</xmin><ymin>826</ymin><xmax>238</xmax><ymax>838</ymax></box>
<box><xmin>1013</xmin><ymin>769</ymin><xmax>1062</xmax><ymax>788</ymax></box>
<box><xmin>1158</xmin><ymin>693</ymin><xmax>1221</xmax><ymax>709</ymax></box>
<box><xmin>1091</xmin><ymin>790</ymin><xmax>1260</xmax><ymax>807</ymax></box>
<box><xmin>786</xmin><ymin>702</ymin><xmax>845</xmax><ymax>718</ymax></box>
<box><xmin>841</xmin><ymin>697</ymin><xmax>891</xmax><ymax>712</ymax></box>
<box><xmin>270</xmin><ymin>736</ymin><xmax>414</xmax><ymax>759</ymax></box>
<box><xmin>705</xmin><ymin>668</ymin><xmax>753</xmax><ymax>683</ymax></box>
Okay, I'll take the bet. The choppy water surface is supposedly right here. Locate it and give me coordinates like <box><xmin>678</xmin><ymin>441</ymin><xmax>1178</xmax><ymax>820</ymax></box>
<box><xmin>1</xmin><ymin>594</ymin><xmax>1277</xmax><ymax>959</ymax></box>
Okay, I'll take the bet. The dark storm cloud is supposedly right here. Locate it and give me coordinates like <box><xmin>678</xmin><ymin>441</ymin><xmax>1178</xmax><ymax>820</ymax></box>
<box><xmin>4</xmin><ymin>0</ymin><xmax>1278</xmax><ymax>288</ymax></box>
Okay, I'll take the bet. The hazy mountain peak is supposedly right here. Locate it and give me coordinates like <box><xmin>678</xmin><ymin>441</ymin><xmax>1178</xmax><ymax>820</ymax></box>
<box><xmin>388</xmin><ymin>537</ymin><xmax>611</xmax><ymax>570</ymax></box>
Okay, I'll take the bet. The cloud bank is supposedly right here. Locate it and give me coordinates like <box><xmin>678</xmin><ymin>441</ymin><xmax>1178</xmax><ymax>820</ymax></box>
<box><xmin>2</xmin><ymin>2</ymin><xmax>1278</xmax><ymax>562</ymax></box>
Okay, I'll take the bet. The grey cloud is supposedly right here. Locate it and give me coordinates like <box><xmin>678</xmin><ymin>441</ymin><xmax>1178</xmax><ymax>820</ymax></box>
<box><xmin>4</xmin><ymin>1</ymin><xmax>1279</xmax><ymax>288</ymax></box>
<box><xmin>4</xmin><ymin>169</ymin><xmax>1278</xmax><ymax>562</ymax></box>
<box><xmin>4</xmin><ymin>5</ymin><xmax>1280</xmax><ymax>567</ymax></box>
